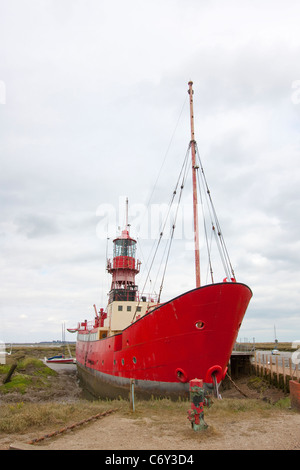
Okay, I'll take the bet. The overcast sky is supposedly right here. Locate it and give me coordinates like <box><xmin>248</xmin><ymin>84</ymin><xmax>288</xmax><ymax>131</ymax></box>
<box><xmin>1</xmin><ymin>0</ymin><xmax>300</xmax><ymax>344</ymax></box>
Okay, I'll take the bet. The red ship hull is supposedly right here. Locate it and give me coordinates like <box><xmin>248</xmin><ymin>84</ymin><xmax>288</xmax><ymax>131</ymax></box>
<box><xmin>76</xmin><ymin>282</ymin><xmax>252</xmax><ymax>399</ymax></box>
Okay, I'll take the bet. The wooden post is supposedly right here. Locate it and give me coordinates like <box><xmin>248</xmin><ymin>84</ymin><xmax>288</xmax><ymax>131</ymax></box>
<box><xmin>289</xmin><ymin>358</ymin><xmax>293</xmax><ymax>380</ymax></box>
<box><xmin>276</xmin><ymin>356</ymin><xmax>279</xmax><ymax>384</ymax></box>
<box><xmin>3</xmin><ymin>362</ymin><xmax>17</xmax><ymax>384</ymax></box>
<box><xmin>129</xmin><ymin>379</ymin><xmax>135</xmax><ymax>412</ymax></box>
<box><xmin>270</xmin><ymin>356</ymin><xmax>273</xmax><ymax>384</ymax></box>
<box><xmin>254</xmin><ymin>351</ymin><xmax>256</xmax><ymax>374</ymax></box>
<box><xmin>282</xmin><ymin>357</ymin><xmax>286</xmax><ymax>392</ymax></box>
<box><xmin>258</xmin><ymin>353</ymin><xmax>261</xmax><ymax>376</ymax></box>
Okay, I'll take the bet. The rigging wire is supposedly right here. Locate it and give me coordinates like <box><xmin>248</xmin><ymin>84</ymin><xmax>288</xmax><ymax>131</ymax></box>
<box><xmin>196</xmin><ymin>164</ymin><xmax>214</xmax><ymax>284</ymax></box>
<box><xmin>195</xmin><ymin>142</ymin><xmax>235</xmax><ymax>280</ymax></box>
<box><xmin>143</xmin><ymin>144</ymin><xmax>190</xmax><ymax>287</ymax></box>
<box><xmin>137</xmin><ymin>137</ymin><xmax>237</xmax><ymax>313</ymax></box>
<box><xmin>157</xmin><ymin>145</ymin><xmax>191</xmax><ymax>302</ymax></box>
<box><xmin>132</xmin><ymin>144</ymin><xmax>190</xmax><ymax>322</ymax></box>
<box><xmin>143</xmin><ymin>94</ymin><xmax>188</xmax><ymax>212</ymax></box>
<box><xmin>206</xmin><ymin>229</ymin><xmax>214</xmax><ymax>284</ymax></box>
<box><xmin>152</xmin><ymin>147</ymin><xmax>191</xmax><ymax>297</ymax></box>
<box><xmin>135</xmin><ymin>94</ymin><xmax>189</xmax><ymax>285</ymax></box>
<box><xmin>131</xmin><ymin>136</ymin><xmax>237</xmax><ymax>323</ymax></box>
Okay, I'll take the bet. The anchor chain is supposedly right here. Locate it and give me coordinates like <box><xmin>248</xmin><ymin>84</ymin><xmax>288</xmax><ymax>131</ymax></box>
<box><xmin>212</xmin><ymin>372</ymin><xmax>222</xmax><ymax>400</ymax></box>
<box><xmin>27</xmin><ymin>408</ymin><xmax>117</xmax><ymax>445</ymax></box>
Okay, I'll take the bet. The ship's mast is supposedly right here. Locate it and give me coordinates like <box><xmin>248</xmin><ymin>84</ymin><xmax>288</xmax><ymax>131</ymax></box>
<box><xmin>188</xmin><ymin>81</ymin><xmax>201</xmax><ymax>288</ymax></box>
<box><xmin>125</xmin><ymin>197</ymin><xmax>129</xmax><ymax>232</ymax></box>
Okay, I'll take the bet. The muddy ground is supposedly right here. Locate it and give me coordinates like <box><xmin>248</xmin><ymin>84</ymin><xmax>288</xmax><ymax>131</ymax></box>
<box><xmin>1</xmin><ymin>365</ymin><xmax>300</xmax><ymax>451</ymax></box>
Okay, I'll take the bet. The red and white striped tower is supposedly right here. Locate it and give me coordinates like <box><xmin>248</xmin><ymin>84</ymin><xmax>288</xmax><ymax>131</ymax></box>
<box><xmin>107</xmin><ymin>199</ymin><xmax>141</xmax><ymax>303</ymax></box>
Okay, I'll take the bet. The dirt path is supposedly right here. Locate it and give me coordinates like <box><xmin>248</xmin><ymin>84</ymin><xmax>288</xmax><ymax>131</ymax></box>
<box><xmin>6</xmin><ymin>405</ymin><xmax>300</xmax><ymax>451</ymax></box>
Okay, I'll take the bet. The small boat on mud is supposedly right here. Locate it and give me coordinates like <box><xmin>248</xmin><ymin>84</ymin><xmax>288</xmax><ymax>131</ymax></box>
<box><xmin>45</xmin><ymin>324</ymin><xmax>76</xmax><ymax>364</ymax></box>
<box><xmin>271</xmin><ymin>326</ymin><xmax>280</xmax><ymax>355</ymax></box>
<box><xmin>45</xmin><ymin>355</ymin><xmax>76</xmax><ymax>364</ymax></box>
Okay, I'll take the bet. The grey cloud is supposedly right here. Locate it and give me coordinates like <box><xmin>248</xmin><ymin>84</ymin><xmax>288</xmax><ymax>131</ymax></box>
<box><xmin>15</xmin><ymin>214</ymin><xmax>59</xmax><ymax>238</ymax></box>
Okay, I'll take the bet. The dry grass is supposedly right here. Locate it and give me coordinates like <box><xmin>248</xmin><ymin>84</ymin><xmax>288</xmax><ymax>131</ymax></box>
<box><xmin>2</xmin><ymin>394</ymin><xmax>291</xmax><ymax>435</ymax></box>
<box><xmin>0</xmin><ymin>399</ymin><xmax>282</xmax><ymax>434</ymax></box>
<box><xmin>0</xmin><ymin>400</ymin><xmax>124</xmax><ymax>434</ymax></box>
<box><xmin>252</xmin><ymin>342</ymin><xmax>293</xmax><ymax>351</ymax></box>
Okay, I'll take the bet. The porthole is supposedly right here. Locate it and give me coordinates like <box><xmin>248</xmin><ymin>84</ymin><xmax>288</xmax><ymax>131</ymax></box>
<box><xmin>195</xmin><ymin>321</ymin><xmax>205</xmax><ymax>329</ymax></box>
<box><xmin>133</xmin><ymin>357</ymin><xmax>137</xmax><ymax>364</ymax></box>
<box><xmin>121</xmin><ymin>358</ymin><xmax>124</xmax><ymax>366</ymax></box>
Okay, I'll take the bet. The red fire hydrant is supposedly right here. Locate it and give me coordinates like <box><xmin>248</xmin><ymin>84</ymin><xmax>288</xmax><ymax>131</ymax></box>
<box><xmin>187</xmin><ymin>378</ymin><xmax>210</xmax><ymax>431</ymax></box>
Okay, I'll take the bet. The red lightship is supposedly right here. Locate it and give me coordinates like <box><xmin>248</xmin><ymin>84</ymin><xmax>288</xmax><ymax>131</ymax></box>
<box><xmin>70</xmin><ymin>82</ymin><xmax>252</xmax><ymax>399</ymax></box>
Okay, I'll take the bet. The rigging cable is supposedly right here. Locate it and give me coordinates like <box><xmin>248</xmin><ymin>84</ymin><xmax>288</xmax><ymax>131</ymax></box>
<box><xmin>143</xmin><ymin>94</ymin><xmax>188</xmax><ymax>213</ymax></box>
<box><xmin>196</xmin><ymin>156</ymin><xmax>214</xmax><ymax>284</ymax></box>
<box><xmin>157</xmin><ymin>145</ymin><xmax>191</xmax><ymax>302</ymax></box>
<box><xmin>195</xmin><ymin>142</ymin><xmax>235</xmax><ymax>280</ymax></box>
<box><xmin>134</xmin><ymin>94</ymin><xmax>189</xmax><ymax>285</ymax></box>
<box><xmin>132</xmin><ymin>144</ymin><xmax>190</xmax><ymax>322</ymax></box>
<box><xmin>196</xmin><ymin>148</ymin><xmax>231</xmax><ymax>279</ymax></box>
